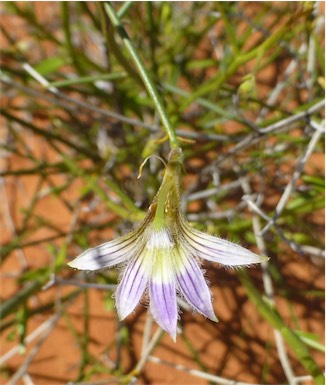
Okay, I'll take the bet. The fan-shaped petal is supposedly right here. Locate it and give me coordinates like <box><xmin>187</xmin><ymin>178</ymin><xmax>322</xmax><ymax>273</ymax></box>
<box><xmin>68</xmin><ymin>232</ymin><xmax>140</xmax><ymax>271</ymax></box>
<box><xmin>180</xmin><ymin>221</ymin><xmax>268</xmax><ymax>266</ymax></box>
<box><xmin>149</xmin><ymin>249</ymin><xmax>178</xmax><ymax>341</ymax></box>
<box><xmin>115</xmin><ymin>246</ymin><xmax>151</xmax><ymax>320</ymax></box>
<box><xmin>174</xmin><ymin>244</ymin><xmax>217</xmax><ymax>321</ymax></box>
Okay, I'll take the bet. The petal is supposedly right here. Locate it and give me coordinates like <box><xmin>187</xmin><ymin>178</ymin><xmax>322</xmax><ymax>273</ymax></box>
<box><xmin>180</xmin><ymin>220</ymin><xmax>268</xmax><ymax>266</ymax></box>
<box><xmin>68</xmin><ymin>231</ymin><xmax>141</xmax><ymax>271</ymax></box>
<box><xmin>149</xmin><ymin>249</ymin><xmax>178</xmax><ymax>341</ymax></box>
<box><xmin>115</xmin><ymin>246</ymin><xmax>151</xmax><ymax>320</ymax></box>
<box><xmin>174</xmin><ymin>244</ymin><xmax>217</xmax><ymax>321</ymax></box>
<box><xmin>150</xmin><ymin>281</ymin><xmax>178</xmax><ymax>341</ymax></box>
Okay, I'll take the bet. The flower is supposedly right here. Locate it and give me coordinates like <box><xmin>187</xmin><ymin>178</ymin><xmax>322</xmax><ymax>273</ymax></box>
<box><xmin>68</xmin><ymin>148</ymin><xmax>268</xmax><ymax>340</ymax></box>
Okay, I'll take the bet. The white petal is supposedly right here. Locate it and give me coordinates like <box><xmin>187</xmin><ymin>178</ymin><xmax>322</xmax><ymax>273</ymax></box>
<box><xmin>180</xmin><ymin>222</ymin><xmax>268</xmax><ymax>266</ymax></box>
<box><xmin>68</xmin><ymin>231</ymin><xmax>140</xmax><ymax>271</ymax></box>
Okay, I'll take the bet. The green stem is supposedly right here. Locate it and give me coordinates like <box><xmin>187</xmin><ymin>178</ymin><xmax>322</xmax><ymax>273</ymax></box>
<box><xmin>104</xmin><ymin>2</ymin><xmax>179</xmax><ymax>149</ymax></box>
<box><xmin>117</xmin><ymin>1</ymin><xmax>134</xmax><ymax>18</ymax></box>
<box><xmin>99</xmin><ymin>3</ymin><xmax>142</xmax><ymax>86</ymax></box>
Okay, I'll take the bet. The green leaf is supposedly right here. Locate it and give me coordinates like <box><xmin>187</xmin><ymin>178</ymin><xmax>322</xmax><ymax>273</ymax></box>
<box><xmin>302</xmin><ymin>175</ymin><xmax>325</xmax><ymax>190</ymax></box>
<box><xmin>295</xmin><ymin>330</ymin><xmax>325</xmax><ymax>352</ymax></box>
<box><xmin>34</xmin><ymin>56</ymin><xmax>67</xmax><ymax>75</ymax></box>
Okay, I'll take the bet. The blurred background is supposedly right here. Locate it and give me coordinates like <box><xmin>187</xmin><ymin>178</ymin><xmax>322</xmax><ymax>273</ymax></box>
<box><xmin>0</xmin><ymin>2</ymin><xmax>324</xmax><ymax>385</ymax></box>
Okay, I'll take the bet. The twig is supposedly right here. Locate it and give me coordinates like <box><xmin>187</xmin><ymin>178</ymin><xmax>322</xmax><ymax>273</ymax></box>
<box><xmin>300</xmin><ymin>245</ymin><xmax>325</xmax><ymax>258</ymax></box>
<box><xmin>0</xmin><ymin>71</ymin><xmax>155</xmax><ymax>130</ymax></box>
<box><xmin>132</xmin><ymin>327</ymin><xmax>165</xmax><ymax>375</ymax></box>
<box><xmin>215</xmin><ymin>99</ymin><xmax>324</xmax><ymax>167</ymax></box>
<box><xmin>1</xmin><ymin>74</ymin><xmax>229</xmax><ymax>143</ymax></box>
<box><xmin>141</xmin><ymin>312</ymin><xmax>154</xmax><ymax>356</ymax></box>
<box><xmin>0</xmin><ymin>178</ymin><xmax>28</xmax><ymax>268</ymax></box>
<box><xmin>260</xmin><ymin>127</ymin><xmax>324</xmax><ymax>235</ymax></box>
<box><xmin>22</xmin><ymin>374</ymin><xmax>35</xmax><ymax>385</ymax></box>
<box><xmin>258</xmin><ymin>100</ymin><xmax>325</xmax><ymax>134</ymax></box>
<box><xmin>0</xmin><ymin>315</ymin><xmax>58</xmax><ymax>367</ymax></box>
<box><xmin>187</xmin><ymin>200</ymin><xmax>247</xmax><ymax>222</ymax></box>
<box><xmin>293</xmin><ymin>376</ymin><xmax>314</xmax><ymax>384</ymax></box>
<box><xmin>148</xmin><ymin>355</ymin><xmax>264</xmax><ymax>385</ymax></box>
<box><xmin>5</xmin><ymin>314</ymin><xmax>60</xmax><ymax>385</ymax></box>
<box><xmin>149</xmin><ymin>355</ymin><xmax>313</xmax><ymax>385</ymax></box>
<box><xmin>242</xmin><ymin>196</ymin><xmax>322</xmax><ymax>258</ymax></box>
<box><xmin>255</xmin><ymin>39</ymin><xmax>307</xmax><ymax>124</ymax></box>
<box><xmin>43</xmin><ymin>276</ymin><xmax>117</xmax><ymax>291</ymax></box>
<box><xmin>239</xmin><ymin>176</ymin><xmax>297</xmax><ymax>385</ymax></box>
<box><xmin>186</xmin><ymin>179</ymin><xmax>244</xmax><ymax>201</ymax></box>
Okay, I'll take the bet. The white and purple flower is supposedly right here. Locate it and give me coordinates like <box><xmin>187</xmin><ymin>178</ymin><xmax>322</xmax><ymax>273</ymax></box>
<box><xmin>68</xmin><ymin>148</ymin><xmax>268</xmax><ymax>340</ymax></box>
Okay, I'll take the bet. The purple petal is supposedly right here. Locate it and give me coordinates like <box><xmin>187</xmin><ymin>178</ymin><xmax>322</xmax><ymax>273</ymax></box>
<box><xmin>68</xmin><ymin>232</ymin><xmax>140</xmax><ymax>271</ymax></box>
<box><xmin>115</xmin><ymin>249</ymin><xmax>150</xmax><ymax>320</ymax></box>
<box><xmin>175</xmin><ymin>245</ymin><xmax>217</xmax><ymax>321</ymax></box>
<box><xmin>150</xmin><ymin>279</ymin><xmax>178</xmax><ymax>341</ymax></box>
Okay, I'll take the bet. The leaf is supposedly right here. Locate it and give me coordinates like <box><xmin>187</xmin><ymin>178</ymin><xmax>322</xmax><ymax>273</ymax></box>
<box><xmin>34</xmin><ymin>56</ymin><xmax>67</xmax><ymax>75</ymax></box>
<box><xmin>295</xmin><ymin>330</ymin><xmax>325</xmax><ymax>352</ymax></box>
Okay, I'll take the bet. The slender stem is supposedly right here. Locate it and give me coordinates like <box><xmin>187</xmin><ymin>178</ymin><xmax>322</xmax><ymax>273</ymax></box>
<box><xmin>104</xmin><ymin>2</ymin><xmax>179</xmax><ymax>149</ymax></box>
<box><xmin>132</xmin><ymin>327</ymin><xmax>165</xmax><ymax>374</ymax></box>
<box><xmin>117</xmin><ymin>1</ymin><xmax>134</xmax><ymax>18</ymax></box>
